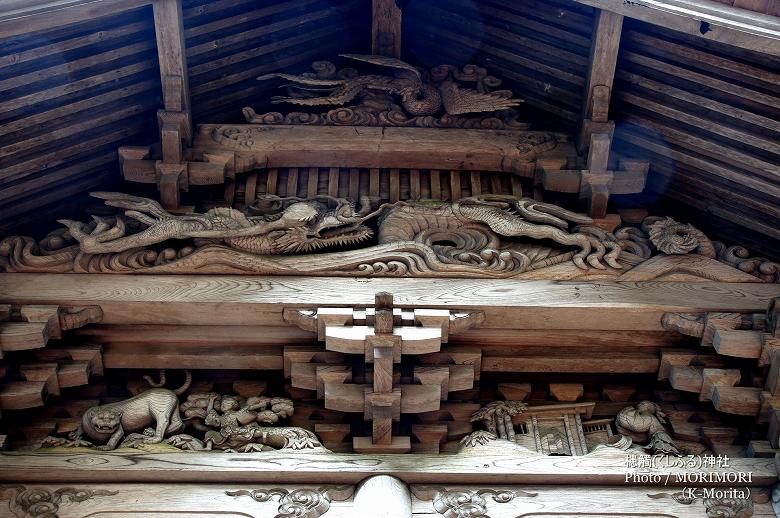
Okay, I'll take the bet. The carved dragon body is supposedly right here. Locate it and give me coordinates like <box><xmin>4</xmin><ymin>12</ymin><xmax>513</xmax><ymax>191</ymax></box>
<box><xmin>59</xmin><ymin>192</ymin><xmax>376</xmax><ymax>255</ymax></box>
<box><xmin>258</xmin><ymin>54</ymin><xmax>521</xmax><ymax>116</ymax></box>
<box><xmin>379</xmin><ymin>196</ymin><xmax>623</xmax><ymax>270</ymax></box>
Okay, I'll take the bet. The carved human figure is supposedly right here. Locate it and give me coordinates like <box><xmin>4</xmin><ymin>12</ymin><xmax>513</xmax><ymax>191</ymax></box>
<box><xmin>615</xmin><ymin>401</ymin><xmax>680</xmax><ymax>456</ymax></box>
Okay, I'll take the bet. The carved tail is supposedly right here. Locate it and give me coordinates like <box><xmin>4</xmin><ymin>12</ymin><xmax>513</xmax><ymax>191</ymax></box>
<box><xmin>143</xmin><ymin>369</ymin><xmax>166</xmax><ymax>388</ymax></box>
<box><xmin>142</xmin><ymin>369</ymin><xmax>192</xmax><ymax>395</ymax></box>
<box><xmin>173</xmin><ymin>370</ymin><xmax>192</xmax><ymax>395</ymax></box>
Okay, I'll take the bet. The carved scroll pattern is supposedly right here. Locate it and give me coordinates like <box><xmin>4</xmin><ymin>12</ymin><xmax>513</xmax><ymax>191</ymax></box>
<box><xmin>647</xmin><ymin>492</ymin><xmax>754</xmax><ymax>518</ymax></box>
<box><xmin>1</xmin><ymin>485</ymin><xmax>118</xmax><ymax>518</ymax></box>
<box><xmin>414</xmin><ymin>487</ymin><xmax>537</xmax><ymax>518</ymax></box>
<box><xmin>225</xmin><ymin>486</ymin><xmax>354</xmax><ymax>518</ymax></box>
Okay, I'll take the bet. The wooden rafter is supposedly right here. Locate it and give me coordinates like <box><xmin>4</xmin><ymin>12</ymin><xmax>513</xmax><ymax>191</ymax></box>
<box><xmin>572</xmin><ymin>0</ymin><xmax>780</xmax><ymax>56</ymax></box>
<box><xmin>0</xmin><ymin>0</ymin><xmax>153</xmax><ymax>38</ymax></box>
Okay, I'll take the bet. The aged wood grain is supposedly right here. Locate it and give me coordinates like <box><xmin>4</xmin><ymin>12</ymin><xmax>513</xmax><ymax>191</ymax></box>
<box><xmin>0</xmin><ymin>451</ymin><xmax>774</xmax><ymax>485</ymax></box>
<box><xmin>1</xmin><ymin>275</ymin><xmax>777</xmax><ymax>331</ymax></box>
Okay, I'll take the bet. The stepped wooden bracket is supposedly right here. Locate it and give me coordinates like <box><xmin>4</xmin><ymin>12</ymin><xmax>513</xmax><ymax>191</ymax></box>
<box><xmin>283</xmin><ymin>293</ymin><xmax>484</xmax><ymax>453</ymax></box>
<box><xmin>539</xmin><ymin>153</ymin><xmax>648</xmax><ymax>219</ymax></box>
<box><xmin>0</xmin><ymin>305</ymin><xmax>103</xmax><ymax>413</ymax></box>
<box><xmin>119</xmin><ymin>146</ymin><xmax>236</xmax><ymax>210</ymax></box>
<box><xmin>661</xmin><ymin>299</ymin><xmax>780</xmax><ymax>447</ymax></box>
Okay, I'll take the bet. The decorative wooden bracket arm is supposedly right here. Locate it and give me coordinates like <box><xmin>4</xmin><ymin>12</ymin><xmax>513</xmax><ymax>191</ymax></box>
<box><xmin>118</xmin><ymin>146</ymin><xmax>241</xmax><ymax>210</ymax></box>
<box><xmin>283</xmin><ymin>307</ymin><xmax>485</xmax><ymax>343</ymax></box>
<box><xmin>13</xmin><ymin>305</ymin><xmax>103</xmax><ymax>341</ymax></box>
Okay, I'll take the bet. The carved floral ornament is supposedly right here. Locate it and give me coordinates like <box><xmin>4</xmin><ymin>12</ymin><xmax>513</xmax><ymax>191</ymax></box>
<box><xmin>412</xmin><ymin>486</ymin><xmax>537</xmax><ymax>518</ymax></box>
<box><xmin>648</xmin><ymin>492</ymin><xmax>754</xmax><ymax>518</ymax></box>
<box><xmin>0</xmin><ymin>192</ymin><xmax>775</xmax><ymax>282</ymax></box>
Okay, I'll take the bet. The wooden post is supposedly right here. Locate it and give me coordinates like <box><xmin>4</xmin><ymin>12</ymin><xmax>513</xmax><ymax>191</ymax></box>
<box><xmin>579</xmin><ymin>9</ymin><xmax>623</xmax><ymax>217</ymax></box>
<box><xmin>152</xmin><ymin>0</ymin><xmax>192</xmax><ymax>210</ymax></box>
<box><xmin>582</xmin><ymin>9</ymin><xmax>623</xmax><ymax>123</ymax></box>
<box><xmin>372</xmin><ymin>0</ymin><xmax>402</xmax><ymax>58</ymax></box>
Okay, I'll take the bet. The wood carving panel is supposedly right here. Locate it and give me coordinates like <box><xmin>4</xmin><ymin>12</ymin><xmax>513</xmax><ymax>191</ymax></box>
<box><xmin>411</xmin><ymin>486</ymin><xmax>773</xmax><ymax>517</ymax></box>
<box><xmin>0</xmin><ymin>484</ymin><xmax>355</xmax><ymax>518</ymax></box>
<box><xmin>1</xmin><ymin>193</ymin><xmax>769</xmax><ymax>283</ymax></box>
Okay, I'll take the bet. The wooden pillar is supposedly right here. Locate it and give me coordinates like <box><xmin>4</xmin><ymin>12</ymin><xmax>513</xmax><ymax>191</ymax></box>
<box><xmin>579</xmin><ymin>9</ymin><xmax>623</xmax><ymax>218</ymax></box>
<box><xmin>372</xmin><ymin>0</ymin><xmax>402</xmax><ymax>58</ymax></box>
<box><xmin>582</xmin><ymin>9</ymin><xmax>623</xmax><ymax>123</ymax></box>
<box><xmin>152</xmin><ymin>0</ymin><xmax>192</xmax><ymax>209</ymax></box>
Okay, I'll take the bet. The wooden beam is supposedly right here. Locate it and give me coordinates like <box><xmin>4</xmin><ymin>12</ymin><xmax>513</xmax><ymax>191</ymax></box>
<box><xmin>372</xmin><ymin>0</ymin><xmax>402</xmax><ymax>58</ymax></box>
<box><xmin>0</xmin><ymin>274</ymin><xmax>777</xmax><ymax>331</ymax></box>
<box><xmin>0</xmin><ymin>452</ymin><xmax>774</xmax><ymax>485</ymax></box>
<box><xmin>572</xmin><ymin>0</ymin><xmax>780</xmax><ymax>56</ymax></box>
<box><xmin>0</xmin><ymin>0</ymin><xmax>152</xmax><ymax>38</ymax></box>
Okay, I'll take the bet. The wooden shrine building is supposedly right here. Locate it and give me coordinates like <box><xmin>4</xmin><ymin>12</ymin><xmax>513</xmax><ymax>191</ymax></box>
<box><xmin>0</xmin><ymin>0</ymin><xmax>779</xmax><ymax>516</ymax></box>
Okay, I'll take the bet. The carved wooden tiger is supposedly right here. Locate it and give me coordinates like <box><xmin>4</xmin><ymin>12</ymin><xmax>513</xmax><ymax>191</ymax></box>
<box><xmin>76</xmin><ymin>370</ymin><xmax>191</xmax><ymax>450</ymax></box>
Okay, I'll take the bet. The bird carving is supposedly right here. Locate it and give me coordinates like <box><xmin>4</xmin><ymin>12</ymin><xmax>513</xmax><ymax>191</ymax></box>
<box><xmin>257</xmin><ymin>54</ymin><xmax>522</xmax><ymax>117</ymax></box>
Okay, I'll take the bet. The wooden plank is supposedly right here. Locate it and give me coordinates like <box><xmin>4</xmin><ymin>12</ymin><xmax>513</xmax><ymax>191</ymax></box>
<box><xmin>0</xmin><ymin>0</ymin><xmax>152</xmax><ymax>38</ymax></box>
<box><xmin>429</xmin><ymin>170</ymin><xmax>441</xmax><ymax>200</ymax></box>
<box><xmin>103</xmin><ymin>343</ymin><xmax>283</xmax><ymax>370</ymax></box>
<box><xmin>0</xmin><ymin>452</ymin><xmax>773</xmax><ymax>485</ymax></box>
<box><xmin>286</xmin><ymin>167</ymin><xmax>299</xmax><ymax>198</ymax></box>
<box><xmin>409</xmin><ymin>169</ymin><xmax>420</xmax><ymax>200</ymax></box>
<box><xmin>306</xmin><ymin>167</ymin><xmax>319</xmax><ymax>198</ymax></box>
<box><xmin>1</xmin><ymin>275</ymin><xmax>777</xmax><ymax>331</ymax></box>
<box><xmin>328</xmin><ymin>167</ymin><xmax>340</xmax><ymax>200</ymax></box>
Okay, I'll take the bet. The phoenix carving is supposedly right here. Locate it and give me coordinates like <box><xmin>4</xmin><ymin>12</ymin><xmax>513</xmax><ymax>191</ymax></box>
<box><xmin>257</xmin><ymin>54</ymin><xmax>521</xmax><ymax>116</ymax></box>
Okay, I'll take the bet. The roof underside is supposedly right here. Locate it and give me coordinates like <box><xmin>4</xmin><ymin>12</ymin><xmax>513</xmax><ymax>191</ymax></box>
<box><xmin>0</xmin><ymin>0</ymin><xmax>778</xmax><ymax>258</ymax></box>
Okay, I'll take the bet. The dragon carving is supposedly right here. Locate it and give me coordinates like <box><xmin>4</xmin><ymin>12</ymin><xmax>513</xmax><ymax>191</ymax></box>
<box><xmin>58</xmin><ymin>192</ymin><xmax>380</xmax><ymax>255</ymax></box>
<box><xmin>57</xmin><ymin>192</ymin><xmax>624</xmax><ymax>272</ymax></box>
<box><xmin>256</xmin><ymin>54</ymin><xmax>521</xmax><ymax>117</ymax></box>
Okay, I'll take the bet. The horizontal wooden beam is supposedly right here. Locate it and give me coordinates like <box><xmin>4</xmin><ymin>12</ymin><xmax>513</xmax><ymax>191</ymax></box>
<box><xmin>0</xmin><ymin>451</ymin><xmax>774</xmax><ymax>485</ymax></box>
<box><xmin>0</xmin><ymin>274</ymin><xmax>777</xmax><ymax>331</ymax></box>
<box><xmin>0</xmin><ymin>0</ymin><xmax>152</xmax><ymax>38</ymax></box>
<box><xmin>573</xmin><ymin>0</ymin><xmax>780</xmax><ymax>56</ymax></box>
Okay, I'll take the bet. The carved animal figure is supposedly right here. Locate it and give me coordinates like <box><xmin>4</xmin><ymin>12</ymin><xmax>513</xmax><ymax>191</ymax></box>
<box><xmin>75</xmin><ymin>370</ymin><xmax>192</xmax><ymax>450</ymax></box>
<box><xmin>258</xmin><ymin>54</ymin><xmax>521</xmax><ymax>116</ymax></box>
<box><xmin>616</xmin><ymin>401</ymin><xmax>680</xmax><ymax>456</ymax></box>
<box><xmin>379</xmin><ymin>196</ymin><xmax>623</xmax><ymax>270</ymax></box>
<box><xmin>59</xmin><ymin>192</ymin><xmax>377</xmax><ymax>255</ymax></box>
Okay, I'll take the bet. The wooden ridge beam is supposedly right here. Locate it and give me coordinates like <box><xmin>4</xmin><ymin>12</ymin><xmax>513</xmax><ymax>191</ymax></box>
<box><xmin>1</xmin><ymin>275</ymin><xmax>777</xmax><ymax>331</ymax></box>
<box><xmin>572</xmin><ymin>0</ymin><xmax>780</xmax><ymax>56</ymax></box>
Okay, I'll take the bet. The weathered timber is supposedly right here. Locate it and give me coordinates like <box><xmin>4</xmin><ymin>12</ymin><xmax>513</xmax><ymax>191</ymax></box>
<box><xmin>196</xmin><ymin>125</ymin><xmax>568</xmax><ymax>176</ymax></box>
<box><xmin>1</xmin><ymin>275</ymin><xmax>776</xmax><ymax>331</ymax></box>
<box><xmin>0</xmin><ymin>452</ymin><xmax>774</xmax><ymax>485</ymax></box>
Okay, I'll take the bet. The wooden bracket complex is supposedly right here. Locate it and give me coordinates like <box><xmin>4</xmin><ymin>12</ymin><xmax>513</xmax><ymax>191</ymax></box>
<box><xmin>661</xmin><ymin>299</ymin><xmax>780</xmax><ymax>448</ymax></box>
<box><xmin>0</xmin><ymin>305</ymin><xmax>103</xmax><ymax>413</ymax></box>
<box><xmin>284</xmin><ymin>293</ymin><xmax>484</xmax><ymax>453</ymax></box>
